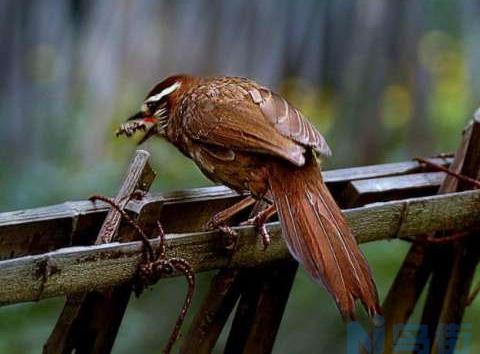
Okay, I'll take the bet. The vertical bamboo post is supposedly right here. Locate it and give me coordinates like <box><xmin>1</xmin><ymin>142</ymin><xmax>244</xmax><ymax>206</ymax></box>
<box><xmin>44</xmin><ymin>150</ymin><xmax>156</xmax><ymax>354</ymax></box>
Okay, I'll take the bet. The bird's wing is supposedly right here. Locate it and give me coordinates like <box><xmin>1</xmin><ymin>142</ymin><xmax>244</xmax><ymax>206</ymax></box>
<box><xmin>184</xmin><ymin>83</ymin><xmax>330</xmax><ymax>166</ymax></box>
<box><xmin>251</xmin><ymin>86</ymin><xmax>331</xmax><ymax>158</ymax></box>
<box><xmin>184</xmin><ymin>93</ymin><xmax>307</xmax><ymax>166</ymax></box>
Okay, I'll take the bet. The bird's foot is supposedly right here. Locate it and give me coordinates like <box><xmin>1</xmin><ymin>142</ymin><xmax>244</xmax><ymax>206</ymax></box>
<box><xmin>205</xmin><ymin>215</ymin><xmax>238</xmax><ymax>250</ymax></box>
<box><xmin>204</xmin><ymin>197</ymin><xmax>258</xmax><ymax>251</ymax></box>
<box><xmin>240</xmin><ymin>216</ymin><xmax>270</xmax><ymax>250</ymax></box>
<box><xmin>240</xmin><ymin>205</ymin><xmax>276</xmax><ymax>250</ymax></box>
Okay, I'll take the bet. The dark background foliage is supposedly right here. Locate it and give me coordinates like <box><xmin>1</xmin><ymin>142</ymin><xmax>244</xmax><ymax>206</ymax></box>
<box><xmin>0</xmin><ymin>0</ymin><xmax>479</xmax><ymax>353</ymax></box>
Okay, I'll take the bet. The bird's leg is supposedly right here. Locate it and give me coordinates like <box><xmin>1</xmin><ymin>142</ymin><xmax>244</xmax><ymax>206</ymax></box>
<box><xmin>205</xmin><ymin>196</ymin><xmax>256</xmax><ymax>248</ymax></box>
<box><xmin>206</xmin><ymin>196</ymin><xmax>257</xmax><ymax>229</ymax></box>
<box><xmin>240</xmin><ymin>204</ymin><xmax>277</xmax><ymax>249</ymax></box>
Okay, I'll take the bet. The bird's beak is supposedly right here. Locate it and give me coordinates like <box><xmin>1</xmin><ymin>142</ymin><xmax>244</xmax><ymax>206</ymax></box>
<box><xmin>127</xmin><ymin>111</ymin><xmax>148</xmax><ymax>121</ymax></box>
<box><xmin>137</xmin><ymin>121</ymin><xmax>159</xmax><ymax>145</ymax></box>
<box><xmin>116</xmin><ymin>111</ymin><xmax>159</xmax><ymax>145</ymax></box>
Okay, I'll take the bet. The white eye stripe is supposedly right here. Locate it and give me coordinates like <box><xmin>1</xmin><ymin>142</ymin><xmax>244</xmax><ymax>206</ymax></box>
<box><xmin>145</xmin><ymin>81</ymin><xmax>181</xmax><ymax>104</ymax></box>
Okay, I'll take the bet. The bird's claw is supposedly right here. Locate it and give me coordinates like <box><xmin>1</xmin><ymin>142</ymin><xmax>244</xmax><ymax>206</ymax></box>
<box><xmin>205</xmin><ymin>216</ymin><xmax>238</xmax><ymax>250</ymax></box>
<box><xmin>218</xmin><ymin>225</ymin><xmax>238</xmax><ymax>250</ymax></box>
<box><xmin>240</xmin><ymin>215</ymin><xmax>271</xmax><ymax>250</ymax></box>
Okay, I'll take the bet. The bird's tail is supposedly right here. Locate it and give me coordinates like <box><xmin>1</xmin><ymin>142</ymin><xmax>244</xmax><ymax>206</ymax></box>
<box><xmin>268</xmin><ymin>155</ymin><xmax>381</xmax><ymax>319</ymax></box>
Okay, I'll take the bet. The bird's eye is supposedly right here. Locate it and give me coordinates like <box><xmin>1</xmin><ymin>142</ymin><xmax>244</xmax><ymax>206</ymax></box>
<box><xmin>146</xmin><ymin>101</ymin><xmax>156</xmax><ymax>112</ymax></box>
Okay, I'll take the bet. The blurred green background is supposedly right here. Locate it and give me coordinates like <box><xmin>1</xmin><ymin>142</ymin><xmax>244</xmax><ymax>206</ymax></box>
<box><xmin>1</xmin><ymin>0</ymin><xmax>480</xmax><ymax>353</ymax></box>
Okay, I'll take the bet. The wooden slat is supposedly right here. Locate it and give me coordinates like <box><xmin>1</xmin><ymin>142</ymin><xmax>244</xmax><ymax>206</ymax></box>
<box><xmin>179</xmin><ymin>269</ymin><xmax>244</xmax><ymax>353</ymax></box>
<box><xmin>0</xmin><ymin>187</ymin><xmax>242</xmax><ymax>260</ymax></box>
<box><xmin>321</xmin><ymin>157</ymin><xmax>450</xmax><ymax>184</ymax></box>
<box><xmin>342</xmin><ymin>172</ymin><xmax>444</xmax><ymax>207</ymax></box>
<box><xmin>223</xmin><ymin>261</ymin><xmax>298</xmax><ymax>354</ymax></box>
<box><xmin>0</xmin><ymin>157</ymin><xmax>452</xmax><ymax>260</ymax></box>
<box><xmin>1</xmin><ymin>189</ymin><xmax>479</xmax><ymax>306</ymax></box>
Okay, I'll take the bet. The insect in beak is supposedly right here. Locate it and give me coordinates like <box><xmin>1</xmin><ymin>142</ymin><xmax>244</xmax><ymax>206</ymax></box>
<box><xmin>116</xmin><ymin>112</ymin><xmax>159</xmax><ymax>145</ymax></box>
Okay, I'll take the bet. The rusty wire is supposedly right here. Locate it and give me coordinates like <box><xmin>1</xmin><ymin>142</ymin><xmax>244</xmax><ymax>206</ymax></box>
<box><xmin>414</xmin><ymin>156</ymin><xmax>480</xmax><ymax>188</ymax></box>
<box><xmin>399</xmin><ymin>232</ymin><xmax>470</xmax><ymax>245</ymax></box>
<box><xmin>89</xmin><ymin>195</ymin><xmax>155</xmax><ymax>261</ymax></box>
<box><xmin>89</xmin><ymin>195</ymin><xmax>195</xmax><ymax>354</ymax></box>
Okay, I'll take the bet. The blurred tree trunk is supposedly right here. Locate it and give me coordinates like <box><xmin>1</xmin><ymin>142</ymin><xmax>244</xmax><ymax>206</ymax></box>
<box><xmin>333</xmin><ymin>0</ymin><xmax>391</xmax><ymax>166</ymax></box>
<box><xmin>462</xmin><ymin>0</ymin><xmax>480</xmax><ymax>109</ymax></box>
<box><xmin>402</xmin><ymin>0</ymin><xmax>432</xmax><ymax>157</ymax></box>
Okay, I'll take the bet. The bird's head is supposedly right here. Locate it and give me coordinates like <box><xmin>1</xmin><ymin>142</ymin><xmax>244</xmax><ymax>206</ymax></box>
<box><xmin>116</xmin><ymin>74</ymin><xmax>195</xmax><ymax>144</ymax></box>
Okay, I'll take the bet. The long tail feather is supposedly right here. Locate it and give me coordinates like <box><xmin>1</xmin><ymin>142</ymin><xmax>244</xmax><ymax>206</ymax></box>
<box><xmin>268</xmin><ymin>156</ymin><xmax>381</xmax><ymax>319</ymax></box>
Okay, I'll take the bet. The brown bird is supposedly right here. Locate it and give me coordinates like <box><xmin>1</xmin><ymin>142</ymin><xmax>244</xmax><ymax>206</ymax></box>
<box><xmin>117</xmin><ymin>74</ymin><xmax>381</xmax><ymax>319</ymax></box>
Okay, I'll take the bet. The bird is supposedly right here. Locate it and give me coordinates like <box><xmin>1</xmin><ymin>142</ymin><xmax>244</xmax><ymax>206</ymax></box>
<box><xmin>116</xmin><ymin>74</ymin><xmax>381</xmax><ymax>319</ymax></box>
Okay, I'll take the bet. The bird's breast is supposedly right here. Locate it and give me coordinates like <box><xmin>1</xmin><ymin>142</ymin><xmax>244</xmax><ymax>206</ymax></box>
<box><xmin>188</xmin><ymin>143</ymin><xmax>270</xmax><ymax>198</ymax></box>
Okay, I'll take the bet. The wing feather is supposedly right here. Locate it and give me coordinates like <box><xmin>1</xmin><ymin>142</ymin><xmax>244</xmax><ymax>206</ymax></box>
<box><xmin>254</xmin><ymin>87</ymin><xmax>331</xmax><ymax>157</ymax></box>
<box><xmin>184</xmin><ymin>91</ymin><xmax>306</xmax><ymax>166</ymax></box>
<box><xmin>182</xmin><ymin>77</ymin><xmax>331</xmax><ymax>166</ymax></box>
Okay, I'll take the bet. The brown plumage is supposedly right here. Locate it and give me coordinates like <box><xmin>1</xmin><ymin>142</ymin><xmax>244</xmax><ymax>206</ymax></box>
<box><xmin>117</xmin><ymin>74</ymin><xmax>381</xmax><ymax>319</ymax></box>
